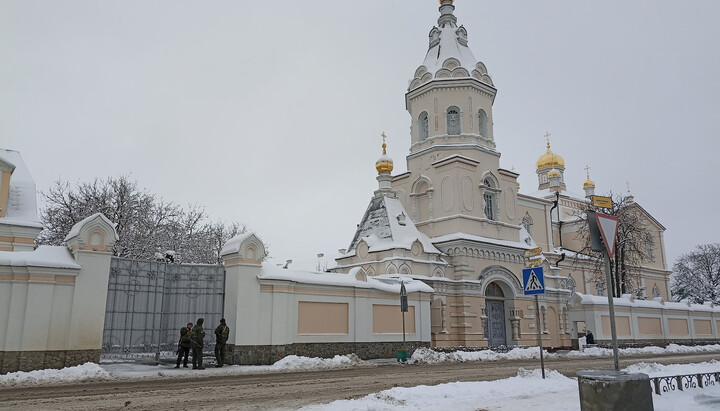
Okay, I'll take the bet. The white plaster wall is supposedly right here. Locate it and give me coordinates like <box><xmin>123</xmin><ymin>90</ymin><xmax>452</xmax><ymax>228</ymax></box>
<box><xmin>4</xmin><ymin>282</ymin><xmax>28</xmax><ymax>351</ymax></box>
<box><xmin>20</xmin><ymin>281</ymin><xmax>54</xmax><ymax>351</ymax></box>
<box><xmin>67</xmin><ymin>251</ymin><xmax>112</xmax><ymax>350</ymax></box>
<box><xmin>0</xmin><ymin>281</ymin><xmax>12</xmax><ymax>351</ymax></box>
<box><xmin>47</xmin><ymin>284</ymin><xmax>74</xmax><ymax>350</ymax></box>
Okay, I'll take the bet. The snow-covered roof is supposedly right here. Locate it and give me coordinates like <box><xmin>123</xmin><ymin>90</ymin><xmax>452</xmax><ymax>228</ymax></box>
<box><xmin>572</xmin><ymin>292</ymin><xmax>720</xmax><ymax>313</ymax></box>
<box><xmin>0</xmin><ymin>149</ymin><xmax>42</xmax><ymax>228</ymax></box>
<box><xmin>219</xmin><ymin>232</ymin><xmax>256</xmax><ymax>257</ymax></box>
<box><xmin>432</xmin><ymin>231</ymin><xmax>535</xmax><ymax>251</ymax></box>
<box><xmin>347</xmin><ymin>195</ymin><xmax>441</xmax><ymax>255</ymax></box>
<box><xmin>258</xmin><ymin>265</ymin><xmax>434</xmax><ymax>294</ymax></box>
<box><xmin>0</xmin><ymin>245</ymin><xmax>80</xmax><ymax>269</ymax></box>
<box><xmin>408</xmin><ymin>1</ymin><xmax>493</xmax><ymax>91</ymax></box>
<box><xmin>64</xmin><ymin>213</ymin><xmax>119</xmax><ymax>242</ymax></box>
<box><xmin>527</xmin><ymin>188</ymin><xmax>589</xmax><ymax>203</ymax></box>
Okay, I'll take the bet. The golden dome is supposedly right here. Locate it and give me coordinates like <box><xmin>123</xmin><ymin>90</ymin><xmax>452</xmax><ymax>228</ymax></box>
<box><xmin>375</xmin><ymin>134</ymin><xmax>394</xmax><ymax>174</ymax></box>
<box><xmin>536</xmin><ymin>141</ymin><xmax>565</xmax><ymax>170</ymax></box>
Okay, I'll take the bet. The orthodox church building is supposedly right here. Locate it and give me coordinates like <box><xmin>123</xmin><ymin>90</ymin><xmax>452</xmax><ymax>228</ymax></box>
<box><xmin>331</xmin><ymin>0</ymin><xmax>686</xmax><ymax>349</ymax></box>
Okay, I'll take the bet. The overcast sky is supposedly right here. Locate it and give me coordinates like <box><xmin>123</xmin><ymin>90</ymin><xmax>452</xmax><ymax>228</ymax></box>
<box><xmin>2</xmin><ymin>1</ymin><xmax>719</xmax><ymax>270</ymax></box>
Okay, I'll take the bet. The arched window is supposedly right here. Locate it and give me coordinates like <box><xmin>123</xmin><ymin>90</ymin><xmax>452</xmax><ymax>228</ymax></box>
<box><xmin>483</xmin><ymin>178</ymin><xmax>496</xmax><ymax>221</ymax></box>
<box><xmin>485</xmin><ymin>282</ymin><xmax>505</xmax><ymax>298</ymax></box>
<box><xmin>419</xmin><ymin>112</ymin><xmax>429</xmax><ymax>141</ymax></box>
<box><xmin>478</xmin><ymin>109</ymin><xmax>488</xmax><ymax>137</ymax></box>
<box><xmin>522</xmin><ymin>213</ymin><xmax>533</xmax><ymax>235</ymax></box>
<box><xmin>447</xmin><ymin>107</ymin><xmax>461</xmax><ymax>135</ymax></box>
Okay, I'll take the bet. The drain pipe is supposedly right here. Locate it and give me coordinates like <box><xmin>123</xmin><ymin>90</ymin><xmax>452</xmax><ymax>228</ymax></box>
<box><xmin>550</xmin><ymin>191</ymin><xmax>566</xmax><ymax>266</ymax></box>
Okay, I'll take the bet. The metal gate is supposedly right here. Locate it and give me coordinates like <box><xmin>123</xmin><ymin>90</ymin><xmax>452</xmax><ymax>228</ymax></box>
<box><xmin>101</xmin><ymin>257</ymin><xmax>225</xmax><ymax>362</ymax></box>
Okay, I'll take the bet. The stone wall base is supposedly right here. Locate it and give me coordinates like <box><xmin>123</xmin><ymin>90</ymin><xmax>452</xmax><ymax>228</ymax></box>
<box><xmin>226</xmin><ymin>341</ymin><xmax>430</xmax><ymax>365</ymax></box>
<box><xmin>0</xmin><ymin>349</ymin><xmax>100</xmax><ymax>375</ymax></box>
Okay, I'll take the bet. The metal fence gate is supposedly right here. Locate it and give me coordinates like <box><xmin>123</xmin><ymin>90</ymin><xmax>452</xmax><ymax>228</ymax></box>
<box><xmin>101</xmin><ymin>257</ymin><xmax>225</xmax><ymax>362</ymax></box>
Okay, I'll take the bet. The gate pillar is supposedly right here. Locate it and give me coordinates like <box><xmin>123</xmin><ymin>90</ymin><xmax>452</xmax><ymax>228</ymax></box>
<box><xmin>220</xmin><ymin>232</ymin><xmax>268</xmax><ymax>365</ymax></box>
<box><xmin>65</xmin><ymin>213</ymin><xmax>117</xmax><ymax>365</ymax></box>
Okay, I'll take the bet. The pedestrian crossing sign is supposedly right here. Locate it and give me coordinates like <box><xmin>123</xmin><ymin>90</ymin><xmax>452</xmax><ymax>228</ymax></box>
<box><xmin>522</xmin><ymin>267</ymin><xmax>545</xmax><ymax>295</ymax></box>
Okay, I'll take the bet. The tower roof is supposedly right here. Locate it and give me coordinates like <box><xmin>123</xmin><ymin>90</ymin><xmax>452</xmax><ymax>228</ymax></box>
<box><xmin>408</xmin><ymin>0</ymin><xmax>493</xmax><ymax>91</ymax></box>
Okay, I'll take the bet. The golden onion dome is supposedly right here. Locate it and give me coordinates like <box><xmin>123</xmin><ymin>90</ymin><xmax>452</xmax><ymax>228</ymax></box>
<box><xmin>536</xmin><ymin>141</ymin><xmax>565</xmax><ymax>170</ymax></box>
<box><xmin>375</xmin><ymin>141</ymin><xmax>394</xmax><ymax>174</ymax></box>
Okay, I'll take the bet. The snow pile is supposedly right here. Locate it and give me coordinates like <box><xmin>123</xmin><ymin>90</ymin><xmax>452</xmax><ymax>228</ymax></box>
<box><xmin>624</xmin><ymin>360</ymin><xmax>720</xmax><ymax>378</ymax></box>
<box><xmin>567</xmin><ymin>343</ymin><xmax>720</xmax><ymax>358</ymax></box>
<box><xmin>411</xmin><ymin>346</ymin><xmax>546</xmax><ymax>363</ymax></box>
<box><xmin>411</xmin><ymin>343</ymin><xmax>720</xmax><ymax>365</ymax></box>
<box><xmin>270</xmin><ymin>354</ymin><xmax>366</xmax><ymax>371</ymax></box>
<box><xmin>0</xmin><ymin>362</ymin><xmax>111</xmax><ymax>386</ymax></box>
<box><xmin>301</xmin><ymin>368</ymin><xmax>578</xmax><ymax>411</ymax></box>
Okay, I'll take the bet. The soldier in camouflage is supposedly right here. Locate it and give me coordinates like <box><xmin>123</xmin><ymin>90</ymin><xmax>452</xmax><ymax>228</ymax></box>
<box><xmin>191</xmin><ymin>318</ymin><xmax>205</xmax><ymax>370</ymax></box>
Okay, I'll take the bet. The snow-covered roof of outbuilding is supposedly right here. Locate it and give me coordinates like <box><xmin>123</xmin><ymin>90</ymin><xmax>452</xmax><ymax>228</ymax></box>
<box><xmin>258</xmin><ymin>265</ymin><xmax>434</xmax><ymax>294</ymax></box>
<box><xmin>347</xmin><ymin>195</ymin><xmax>441</xmax><ymax>255</ymax></box>
<box><xmin>0</xmin><ymin>149</ymin><xmax>42</xmax><ymax>228</ymax></box>
<box><xmin>219</xmin><ymin>232</ymin><xmax>257</xmax><ymax>257</ymax></box>
<box><xmin>0</xmin><ymin>245</ymin><xmax>80</xmax><ymax>269</ymax></box>
<box><xmin>64</xmin><ymin>213</ymin><xmax>119</xmax><ymax>242</ymax></box>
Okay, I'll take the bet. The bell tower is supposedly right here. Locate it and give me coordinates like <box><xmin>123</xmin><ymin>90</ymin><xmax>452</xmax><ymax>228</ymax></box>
<box><xmin>392</xmin><ymin>0</ymin><xmax>520</xmax><ymax>243</ymax></box>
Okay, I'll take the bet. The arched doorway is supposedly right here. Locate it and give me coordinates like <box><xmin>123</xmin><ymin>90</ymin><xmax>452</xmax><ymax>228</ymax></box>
<box><xmin>485</xmin><ymin>282</ymin><xmax>506</xmax><ymax>347</ymax></box>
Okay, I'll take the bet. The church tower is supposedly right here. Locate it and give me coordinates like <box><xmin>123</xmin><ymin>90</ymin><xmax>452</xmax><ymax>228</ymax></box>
<box><xmin>392</xmin><ymin>0</ymin><xmax>520</xmax><ymax>244</ymax></box>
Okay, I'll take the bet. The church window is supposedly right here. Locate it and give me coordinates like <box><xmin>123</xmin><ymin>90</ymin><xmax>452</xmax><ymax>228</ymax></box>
<box><xmin>522</xmin><ymin>213</ymin><xmax>533</xmax><ymax>235</ymax></box>
<box><xmin>478</xmin><ymin>109</ymin><xmax>488</xmax><ymax>137</ymax></box>
<box><xmin>596</xmin><ymin>281</ymin><xmax>604</xmax><ymax>296</ymax></box>
<box><xmin>647</xmin><ymin>242</ymin><xmax>655</xmax><ymax>262</ymax></box>
<box><xmin>447</xmin><ymin>107</ymin><xmax>461</xmax><ymax>135</ymax></box>
<box><xmin>483</xmin><ymin>178</ymin><xmax>497</xmax><ymax>221</ymax></box>
<box><xmin>419</xmin><ymin>112</ymin><xmax>429</xmax><ymax>141</ymax></box>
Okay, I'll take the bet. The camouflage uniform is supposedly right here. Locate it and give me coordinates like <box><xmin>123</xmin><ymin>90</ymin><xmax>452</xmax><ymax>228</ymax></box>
<box><xmin>175</xmin><ymin>326</ymin><xmax>192</xmax><ymax>368</ymax></box>
<box><xmin>214</xmin><ymin>319</ymin><xmax>229</xmax><ymax>367</ymax></box>
<box><xmin>191</xmin><ymin>318</ymin><xmax>205</xmax><ymax>369</ymax></box>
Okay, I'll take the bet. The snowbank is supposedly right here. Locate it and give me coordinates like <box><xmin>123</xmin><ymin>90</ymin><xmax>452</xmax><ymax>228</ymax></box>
<box><xmin>0</xmin><ymin>362</ymin><xmax>110</xmax><ymax>386</ymax></box>
<box><xmin>413</xmin><ymin>343</ymin><xmax>720</xmax><ymax>364</ymax></box>
<box><xmin>411</xmin><ymin>346</ymin><xmax>546</xmax><ymax>363</ymax></box>
<box><xmin>270</xmin><ymin>354</ymin><xmax>366</xmax><ymax>371</ymax></box>
<box><xmin>301</xmin><ymin>368</ymin><xmax>579</xmax><ymax>411</ymax></box>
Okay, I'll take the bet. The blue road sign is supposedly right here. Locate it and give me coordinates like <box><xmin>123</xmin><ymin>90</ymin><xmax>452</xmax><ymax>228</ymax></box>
<box><xmin>522</xmin><ymin>267</ymin><xmax>545</xmax><ymax>295</ymax></box>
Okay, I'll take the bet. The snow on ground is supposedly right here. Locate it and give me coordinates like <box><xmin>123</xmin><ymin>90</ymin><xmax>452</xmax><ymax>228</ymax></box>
<box><xmin>301</xmin><ymin>362</ymin><xmax>720</xmax><ymax>411</ymax></box>
<box><xmin>0</xmin><ymin>354</ymin><xmax>369</xmax><ymax>387</ymax></box>
<box><xmin>411</xmin><ymin>343</ymin><xmax>720</xmax><ymax>364</ymax></box>
<box><xmin>2</xmin><ymin>343</ymin><xmax>719</xmax><ymax>389</ymax></box>
<box><xmin>0</xmin><ymin>363</ymin><xmax>111</xmax><ymax>386</ymax></box>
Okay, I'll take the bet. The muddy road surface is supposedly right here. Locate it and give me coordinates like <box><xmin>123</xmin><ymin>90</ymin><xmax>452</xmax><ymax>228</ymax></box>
<box><xmin>1</xmin><ymin>352</ymin><xmax>718</xmax><ymax>410</ymax></box>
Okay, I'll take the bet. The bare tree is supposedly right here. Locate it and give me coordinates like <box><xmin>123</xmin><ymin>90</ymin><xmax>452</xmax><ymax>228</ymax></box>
<box><xmin>37</xmin><ymin>176</ymin><xmax>255</xmax><ymax>264</ymax></box>
<box><xmin>671</xmin><ymin>243</ymin><xmax>720</xmax><ymax>304</ymax></box>
<box><xmin>572</xmin><ymin>193</ymin><xmax>654</xmax><ymax>297</ymax></box>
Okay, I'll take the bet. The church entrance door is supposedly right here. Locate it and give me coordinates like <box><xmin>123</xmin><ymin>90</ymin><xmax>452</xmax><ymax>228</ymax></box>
<box><xmin>487</xmin><ymin>300</ymin><xmax>506</xmax><ymax>347</ymax></box>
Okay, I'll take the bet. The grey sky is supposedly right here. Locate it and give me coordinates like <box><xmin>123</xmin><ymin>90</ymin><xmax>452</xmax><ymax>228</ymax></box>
<box><xmin>3</xmin><ymin>1</ymin><xmax>719</xmax><ymax>270</ymax></box>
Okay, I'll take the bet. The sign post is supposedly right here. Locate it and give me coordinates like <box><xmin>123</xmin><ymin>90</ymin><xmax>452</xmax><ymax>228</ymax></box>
<box><xmin>595</xmin><ymin>212</ymin><xmax>621</xmax><ymax>371</ymax></box>
<box><xmin>523</xmin><ymin>248</ymin><xmax>546</xmax><ymax>379</ymax></box>
<box><xmin>400</xmin><ymin>282</ymin><xmax>408</xmax><ymax>347</ymax></box>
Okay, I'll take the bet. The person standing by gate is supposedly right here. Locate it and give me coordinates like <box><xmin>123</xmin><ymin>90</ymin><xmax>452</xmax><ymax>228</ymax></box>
<box><xmin>175</xmin><ymin>322</ymin><xmax>193</xmax><ymax>368</ymax></box>
<box><xmin>214</xmin><ymin>318</ymin><xmax>229</xmax><ymax>367</ymax></box>
<box><xmin>191</xmin><ymin>318</ymin><xmax>205</xmax><ymax>370</ymax></box>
